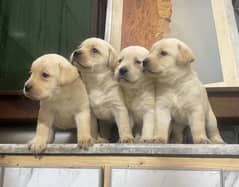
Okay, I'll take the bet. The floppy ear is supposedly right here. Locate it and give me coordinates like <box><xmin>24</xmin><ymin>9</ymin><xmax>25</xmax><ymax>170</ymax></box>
<box><xmin>107</xmin><ymin>45</ymin><xmax>117</xmax><ymax>71</ymax></box>
<box><xmin>177</xmin><ymin>43</ymin><xmax>195</xmax><ymax>64</ymax></box>
<box><xmin>58</xmin><ymin>60</ymin><xmax>79</xmax><ymax>85</ymax></box>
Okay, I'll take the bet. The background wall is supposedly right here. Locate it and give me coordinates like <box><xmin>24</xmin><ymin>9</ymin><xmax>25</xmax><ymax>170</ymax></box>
<box><xmin>169</xmin><ymin>0</ymin><xmax>223</xmax><ymax>84</ymax></box>
<box><xmin>0</xmin><ymin>0</ymin><xmax>98</xmax><ymax>90</ymax></box>
<box><xmin>118</xmin><ymin>0</ymin><xmax>230</xmax><ymax>84</ymax></box>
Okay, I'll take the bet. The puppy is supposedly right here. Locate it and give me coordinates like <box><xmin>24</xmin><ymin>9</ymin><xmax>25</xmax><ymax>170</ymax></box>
<box><xmin>143</xmin><ymin>38</ymin><xmax>224</xmax><ymax>144</ymax></box>
<box><xmin>24</xmin><ymin>54</ymin><xmax>95</xmax><ymax>153</ymax></box>
<box><xmin>114</xmin><ymin>46</ymin><xmax>155</xmax><ymax>142</ymax></box>
<box><xmin>70</xmin><ymin>38</ymin><xmax>133</xmax><ymax>143</ymax></box>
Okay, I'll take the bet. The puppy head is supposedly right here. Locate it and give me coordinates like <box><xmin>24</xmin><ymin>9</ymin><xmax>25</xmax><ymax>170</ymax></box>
<box><xmin>70</xmin><ymin>37</ymin><xmax>117</xmax><ymax>72</ymax></box>
<box><xmin>24</xmin><ymin>54</ymin><xmax>79</xmax><ymax>100</ymax></box>
<box><xmin>143</xmin><ymin>38</ymin><xmax>195</xmax><ymax>77</ymax></box>
<box><xmin>114</xmin><ymin>46</ymin><xmax>149</xmax><ymax>86</ymax></box>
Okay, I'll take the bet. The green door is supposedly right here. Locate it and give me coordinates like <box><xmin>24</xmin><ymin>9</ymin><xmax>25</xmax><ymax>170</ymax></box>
<box><xmin>0</xmin><ymin>0</ymin><xmax>95</xmax><ymax>90</ymax></box>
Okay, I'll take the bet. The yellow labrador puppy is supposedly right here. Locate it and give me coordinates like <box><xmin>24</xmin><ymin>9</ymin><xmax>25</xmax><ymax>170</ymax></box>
<box><xmin>143</xmin><ymin>38</ymin><xmax>224</xmax><ymax>144</ymax></box>
<box><xmin>114</xmin><ymin>46</ymin><xmax>155</xmax><ymax>142</ymax></box>
<box><xmin>24</xmin><ymin>54</ymin><xmax>95</xmax><ymax>153</ymax></box>
<box><xmin>70</xmin><ymin>38</ymin><xmax>133</xmax><ymax>143</ymax></box>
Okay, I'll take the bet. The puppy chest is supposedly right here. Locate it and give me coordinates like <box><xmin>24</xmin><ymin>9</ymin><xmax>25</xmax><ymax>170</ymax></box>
<box><xmin>89</xmin><ymin>91</ymin><xmax>113</xmax><ymax>120</ymax></box>
<box><xmin>157</xmin><ymin>94</ymin><xmax>190</xmax><ymax>123</ymax></box>
<box><xmin>89</xmin><ymin>90</ymin><xmax>106</xmax><ymax>106</ymax></box>
<box><xmin>171</xmin><ymin>106</ymin><xmax>189</xmax><ymax>124</ymax></box>
<box><xmin>92</xmin><ymin>107</ymin><xmax>113</xmax><ymax>120</ymax></box>
<box><xmin>53</xmin><ymin>112</ymin><xmax>76</xmax><ymax>129</ymax></box>
<box><xmin>130</xmin><ymin>102</ymin><xmax>147</xmax><ymax>120</ymax></box>
<box><xmin>171</xmin><ymin>99</ymin><xmax>193</xmax><ymax>123</ymax></box>
<box><xmin>53</xmin><ymin>104</ymin><xmax>80</xmax><ymax>129</ymax></box>
<box><xmin>128</xmin><ymin>99</ymin><xmax>154</xmax><ymax>125</ymax></box>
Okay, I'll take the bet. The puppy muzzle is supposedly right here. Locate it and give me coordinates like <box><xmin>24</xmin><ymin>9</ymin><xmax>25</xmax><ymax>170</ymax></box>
<box><xmin>119</xmin><ymin>67</ymin><xmax>128</xmax><ymax>76</ymax></box>
<box><xmin>143</xmin><ymin>58</ymin><xmax>150</xmax><ymax>68</ymax></box>
<box><xmin>70</xmin><ymin>50</ymin><xmax>82</xmax><ymax>64</ymax></box>
<box><xmin>24</xmin><ymin>84</ymin><xmax>32</xmax><ymax>93</ymax></box>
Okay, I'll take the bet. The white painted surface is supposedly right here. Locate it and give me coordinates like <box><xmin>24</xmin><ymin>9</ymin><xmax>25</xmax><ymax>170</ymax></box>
<box><xmin>223</xmin><ymin>171</ymin><xmax>239</xmax><ymax>187</ymax></box>
<box><xmin>0</xmin><ymin>167</ymin><xmax>2</xmax><ymax>183</ymax></box>
<box><xmin>106</xmin><ymin>0</ymin><xmax>239</xmax><ymax>85</ymax></box>
<box><xmin>170</xmin><ymin>0</ymin><xmax>223</xmax><ymax>84</ymax></box>
<box><xmin>2</xmin><ymin>167</ymin><xmax>101</xmax><ymax>187</ymax></box>
<box><xmin>0</xmin><ymin>127</ymin><xmax>76</xmax><ymax>144</ymax></box>
<box><xmin>104</xmin><ymin>0</ymin><xmax>112</xmax><ymax>42</ymax></box>
<box><xmin>225</xmin><ymin>0</ymin><xmax>239</xmax><ymax>76</ymax></box>
<box><xmin>111</xmin><ymin>169</ymin><xmax>221</xmax><ymax>187</ymax></box>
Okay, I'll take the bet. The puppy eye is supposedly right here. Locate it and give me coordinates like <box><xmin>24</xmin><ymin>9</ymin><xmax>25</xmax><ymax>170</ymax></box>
<box><xmin>135</xmin><ymin>60</ymin><xmax>141</xmax><ymax>64</ymax></box>
<box><xmin>41</xmin><ymin>72</ymin><xmax>50</xmax><ymax>78</ymax></box>
<box><xmin>118</xmin><ymin>58</ymin><xmax>123</xmax><ymax>64</ymax></box>
<box><xmin>91</xmin><ymin>47</ymin><xmax>99</xmax><ymax>54</ymax></box>
<box><xmin>160</xmin><ymin>50</ymin><xmax>168</xmax><ymax>56</ymax></box>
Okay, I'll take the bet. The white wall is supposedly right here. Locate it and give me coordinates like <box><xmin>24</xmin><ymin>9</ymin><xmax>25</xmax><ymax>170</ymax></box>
<box><xmin>169</xmin><ymin>0</ymin><xmax>223</xmax><ymax>84</ymax></box>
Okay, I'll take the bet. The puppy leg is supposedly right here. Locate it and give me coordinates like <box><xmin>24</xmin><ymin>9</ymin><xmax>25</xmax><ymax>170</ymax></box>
<box><xmin>90</xmin><ymin>111</ymin><xmax>98</xmax><ymax>140</ymax></box>
<box><xmin>99</xmin><ymin>120</ymin><xmax>114</xmax><ymax>142</ymax></box>
<box><xmin>154</xmin><ymin>106</ymin><xmax>171</xmax><ymax>144</ymax></box>
<box><xmin>170</xmin><ymin>123</ymin><xmax>184</xmax><ymax>144</ymax></box>
<box><xmin>140</xmin><ymin>109</ymin><xmax>155</xmax><ymax>143</ymax></box>
<box><xmin>189</xmin><ymin>109</ymin><xmax>211</xmax><ymax>144</ymax></box>
<box><xmin>206</xmin><ymin>106</ymin><xmax>224</xmax><ymax>144</ymax></box>
<box><xmin>75</xmin><ymin>111</ymin><xmax>95</xmax><ymax>149</ymax></box>
<box><xmin>47</xmin><ymin>127</ymin><xmax>55</xmax><ymax>143</ymax></box>
<box><xmin>113</xmin><ymin>108</ymin><xmax>134</xmax><ymax>143</ymax></box>
<box><xmin>91</xmin><ymin>112</ymin><xmax>108</xmax><ymax>143</ymax></box>
<box><xmin>129</xmin><ymin>113</ymin><xmax>141</xmax><ymax>142</ymax></box>
<box><xmin>128</xmin><ymin>112</ymin><xmax>135</xmax><ymax>130</ymax></box>
<box><xmin>28</xmin><ymin>109</ymin><xmax>54</xmax><ymax>154</ymax></box>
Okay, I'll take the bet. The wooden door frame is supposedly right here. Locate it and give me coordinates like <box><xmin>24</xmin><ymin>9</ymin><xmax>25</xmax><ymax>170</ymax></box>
<box><xmin>105</xmin><ymin>0</ymin><xmax>239</xmax><ymax>87</ymax></box>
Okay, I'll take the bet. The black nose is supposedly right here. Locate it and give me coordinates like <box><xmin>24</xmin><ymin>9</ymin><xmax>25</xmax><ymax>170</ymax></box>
<box><xmin>24</xmin><ymin>84</ymin><xmax>32</xmax><ymax>92</ymax></box>
<box><xmin>73</xmin><ymin>51</ymin><xmax>81</xmax><ymax>58</ymax></box>
<box><xmin>143</xmin><ymin>59</ymin><xmax>149</xmax><ymax>67</ymax></box>
<box><xmin>119</xmin><ymin>67</ymin><xmax>128</xmax><ymax>75</ymax></box>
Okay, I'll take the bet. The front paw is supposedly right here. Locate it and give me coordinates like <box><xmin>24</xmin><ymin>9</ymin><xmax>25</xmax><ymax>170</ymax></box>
<box><xmin>210</xmin><ymin>136</ymin><xmax>225</xmax><ymax>144</ymax></box>
<box><xmin>139</xmin><ymin>137</ymin><xmax>154</xmax><ymax>143</ymax></box>
<box><xmin>119</xmin><ymin>135</ymin><xmax>134</xmax><ymax>143</ymax></box>
<box><xmin>194</xmin><ymin>137</ymin><xmax>211</xmax><ymax>144</ymax></box>
<box><xmin>78</xmin><ymin>136</ymin><xmax>95</xmax><ymax>149</ymax></box>
<box><xmin>96</xmin><ymin>136</ymin><xmax>109</xmax><ymax>143</ymax></box>
<box><xmin>153</xmin><ymin>136</ymin><xmax>167</xmax><ymax>144</ymax></box>
<box><xmin>170</xmin><ymin>136</ymin><xmax>183</xmax><ymax>144</ymax></box>
<box><xmin>28</xmin><ymin>138</ymin><xmax>47</xmax><ymax>154</ymax></box>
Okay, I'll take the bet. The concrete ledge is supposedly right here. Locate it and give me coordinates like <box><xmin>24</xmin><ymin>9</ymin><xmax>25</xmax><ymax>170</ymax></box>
<box><xmin>0</xmin><ymin>144</ymin><xmax>238</xmax><ymax>157</ymax></box>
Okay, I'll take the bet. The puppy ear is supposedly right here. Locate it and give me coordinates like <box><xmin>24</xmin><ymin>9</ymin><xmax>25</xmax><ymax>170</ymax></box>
<box><xmin>177</xmin><ymin>43</ymin><xmax>195</xmax><ymax>64</ymax></box>
<box><xmin>59</xmin><ymin>60</ymin><xmax>79</xmax><ymax>85</ymax></box>
<box><xmin>107</xmin><ymin>45</ymin><xmax>117</xmax><ymax>71</ymax></box>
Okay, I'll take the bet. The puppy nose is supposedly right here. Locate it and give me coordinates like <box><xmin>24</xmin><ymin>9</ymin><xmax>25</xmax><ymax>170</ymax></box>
<box><xmin>73</xmin><ymin>51</ymin><xmax>81</xmax><ymax>58</ymax></box>
<box><xmin>119</xmin><ymin>67</ymin><xmax>128</xmax><ymax>75</ymax></box>
<box><xmin>143</xmin><ymin>58</ymin><xmax>149</xmax><ymax>67</ymax></box>
<box><xmin>24</xmin><ymin>84</ymin><xmax>32</xmax><ymax>92</ymax></box>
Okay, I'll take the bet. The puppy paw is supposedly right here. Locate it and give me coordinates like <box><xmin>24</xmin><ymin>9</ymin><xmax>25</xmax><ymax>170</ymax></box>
<box><xmin>170</xmin><ymin>136</ymin><xmax>183</xmax><ymax>144</ymax></box>
<box><xmin>210</xmin><ymin>136</ymin><xmax>225</xmax><ymax>144</ymax></box>
<box><xmin>78</xmin><ymin>136</ymin><xmax>95</xmax><ymax>149</ymax></box>
<box><xmin>170</xmin><ymin>139</ymin><xmax>183</xmax><ymax>144</ymax></box>
<box><xmin>153</xmin><ymin>137</ymin><xmax>167</xmax><ymax>144</ymax></box>
<box><xmin>194</xmin><ymin>137</ymin><xmax>211</xmax><ymax>144</ymax></box>
<box><xmin>120</xmin><ymin>135</ymin><xmax>134</xmax><ymax>143</ymax></box>
<box><xmin>96</xmin><ymin>137</ymin><xmax>109</xmax><ymax>143</ymax></box>
<box><xmin>139</xmin><ymin>137</ymin><xmax>154</xmax><ymax>143</ymax></box>
<box><xmin>28</xmin><ymin>138</ymin><xmax>47</xmax><ymax>154</ymax></box>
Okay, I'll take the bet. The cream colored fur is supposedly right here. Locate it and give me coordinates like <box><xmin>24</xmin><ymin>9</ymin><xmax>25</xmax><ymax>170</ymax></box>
<box><xmin>70</xmin><ymin>38</ymin><xmax>133</xmax><ymax>143</ymax></box>
<box><xmin>114</xmin><ymin>46</ymin><xmax>155</xmax><ymax>142</ymax></box>
<box><xmin>24</xmin><ymin>54</ymin><xmax>95</xmax><ymax>153</ymax></box>
<box><xmin>144</xmin><ymin>38</ymin><xmax>224</xmax><ymax>144</ymax></box>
